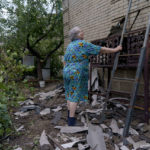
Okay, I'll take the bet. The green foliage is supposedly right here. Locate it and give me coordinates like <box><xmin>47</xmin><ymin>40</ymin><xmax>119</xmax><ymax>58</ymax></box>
<box><xmin>0</xmin><ymin>94</ymin><xmax>12</xmax><ymax>138</ymax></box>
<box><xmin>0</xmin><ymin>0</ymin><xmax>64</xmax><ymax>79</ymax></box>
<box><xmin>0</xmin><ymin>49</ymin><xmax>27</xmax><ymax>140</ymax></box>
<box><xmin>0</xmin><ymin>0</ymin><xmax>64</xmax><ymax>142</ymax></box>
<box><xmin>50</xmin><ymin>47</ymin><xmax>64</xmax><ymax>77</ymax></box>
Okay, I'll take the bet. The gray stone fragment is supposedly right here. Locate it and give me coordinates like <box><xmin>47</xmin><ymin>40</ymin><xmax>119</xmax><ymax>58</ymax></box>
<box><xmin>40</xmin><ymin>108</ymin><xmax>50</xmax><ymax>116</ymax></box>
<box><xmin>120</xmin><ymin>145</ymin><xmax>129</xmax><ymax>150</ymax></box>
<box><xmin>55</xmin><ymin>126</ymin><xmax>88</xmax><ymax>133</ymax></box>
<box><xmin>14</xmin><ymin>111</ymin><xmax>29</xmax><ymax>117</ymax></box>
<box><xmin>110</xmin><ymin>119</ymin><xmax>120</xmax><ymax>134</ymax></box>
<box><xmin>51</xmin><ymin>112</ymin><xmax>62</xmax><ymax>125</ymax></box>
<box><xmin>18</xmin><ymin>99</ymin><xmax>34</xmax><ymax>106</ymax></box>
<box><xmin>52</xmin><ymin>106</ymin><xmax>62</xmax><ymax>112</ymax></box>
<box><xmin>61</xmin><ymin>141</ymin><xmax>80</xmax><ymax>148</ymax></box>
<box><xmin>87</xmin><ymin>124</ymin><xmax>106</xmax><ymax>150</ymax></box>
<box><xmin>78</xmin><ymin>143</ymin><xmax>89</xmax><ymax>150</ymax></box>
<box><xmin>14</xmin><ymin>148</ymin><xmax>22</xmax><ymax>150</ymax></box>
<box><xmin>20</xmin><ymin>105</ymin><xmax>41</xmax><ymax>114</ymax></box>
<box><xmin>40</xmin><ymin>130</ymin><xmax>52</xmax><ymax>150</ymax></box>
<box><xmin>16</xmin><ymin>125</ymin><xmax>24</xmax><ymax>132</ymax></box>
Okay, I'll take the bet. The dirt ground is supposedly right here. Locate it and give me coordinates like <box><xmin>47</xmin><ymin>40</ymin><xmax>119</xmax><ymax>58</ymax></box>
<box><xmin>2</xmin><ymin>81</ymin><xmax>150</xmax><ymax>150</ymax></box>
<box><xmin>3</xmin><ymin>81</ymin><xmax>68</xmax><ymax>150</ymax></box>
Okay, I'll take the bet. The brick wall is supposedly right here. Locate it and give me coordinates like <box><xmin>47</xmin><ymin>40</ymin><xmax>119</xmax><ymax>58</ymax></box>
<box><xmin>63</xmin><ymin>0</ymin><xmax>150</xmax><ymax>48</ymax></box>
<box><xmin>63</xmin><ymin>0</ymin><xmax>150</xmax><ymax>95</ymax></box>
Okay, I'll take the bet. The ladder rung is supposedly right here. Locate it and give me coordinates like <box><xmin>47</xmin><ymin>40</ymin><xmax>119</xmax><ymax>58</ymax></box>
<box><xmin>113</xmin><ymin>77</ymin><xmax>135</xmax><ymax>81</ymax></box>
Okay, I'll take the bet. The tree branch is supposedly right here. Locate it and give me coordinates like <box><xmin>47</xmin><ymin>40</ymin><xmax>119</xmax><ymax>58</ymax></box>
<box><xmin>32</xmin><ymin>14</ymin><xmax>59</xmax><ymax>48</ymax></box>
<box><xmin>43</xmin><ymin>39</ymin><xmax>63</xmax><ymax>63</ymax></box>
<box><xmin>26</xmin><ymin>34</ymin><xmax>41</xmax><ymax>59</ymax></box>
<box><xmin>31</xmin><ymin>2</ymin><xmax>58</xmax><ymax>48</ymax></box>
<box><xmin>47</xmin><ymin>2</ymin><xmax>55</xmax><ymax>25</ymax></box>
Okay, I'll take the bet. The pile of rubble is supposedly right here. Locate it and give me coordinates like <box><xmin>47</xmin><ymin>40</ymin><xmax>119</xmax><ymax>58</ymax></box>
<box><xmin>13</xmin><ymin>84</ymin><xmax>150</xmax><ymax>150</ymax></box>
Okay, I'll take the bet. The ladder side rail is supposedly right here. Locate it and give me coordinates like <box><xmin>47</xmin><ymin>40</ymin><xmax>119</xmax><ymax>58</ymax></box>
<box><xmin>123</xmin><ymin>14</ymin><xmax>150</xmax><ymax>141</ymax></box>
<box><xmin>106</xmin><ymin>0</ymin><xmax>133</xmax><ymax>99</ymax></box>
<box><xmin>144</xmin><ymin>35</ymin><xmax>150</xmax><ymax>123</ymax></box>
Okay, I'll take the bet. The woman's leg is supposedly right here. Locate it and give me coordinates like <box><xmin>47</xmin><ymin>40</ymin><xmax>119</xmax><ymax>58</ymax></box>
<box><xmin>69</xmin><ymin>101</ymin><xmax>77</xmax><ymax>117</ymax></box>
<box><xmin>67</xmin><ymin>100</ymin><xmax>70</xmax><ymax>119</ymax></box>
<box><xmin>67</xmin><ymin>100</ymin><xmax>70</xmax><ymax>111</ymax></box>
<box><xmin>68</xmin><ymin>101</ymin><xmax>78</xmax><ymax>126</ymax></box>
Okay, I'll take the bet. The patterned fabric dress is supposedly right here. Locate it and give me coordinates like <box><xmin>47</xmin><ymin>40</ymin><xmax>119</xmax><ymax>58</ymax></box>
<box><xmin>63</xmin><ymin>40</ymin><xmax>101</xmax><ymax>102</ymax></box>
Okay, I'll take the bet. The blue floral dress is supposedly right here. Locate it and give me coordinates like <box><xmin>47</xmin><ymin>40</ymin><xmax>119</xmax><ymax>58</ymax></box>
<box><xmin>63</xmin><ymin>40</ymin><xmax>101</xmax><ymax>102</ymax></box>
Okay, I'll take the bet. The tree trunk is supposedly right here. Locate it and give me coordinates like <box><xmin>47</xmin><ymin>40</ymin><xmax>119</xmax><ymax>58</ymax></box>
<box><xmin>37</xmin><ymin>58</ymin><xmax>43</xmax><ymax>80</ymax></box>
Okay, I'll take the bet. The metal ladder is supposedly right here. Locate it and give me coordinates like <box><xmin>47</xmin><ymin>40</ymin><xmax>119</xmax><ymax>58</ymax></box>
<box><xmin>106</xmin><ymin>0</ymin><xmax>132</xmax><ymax>99</ymax></box>
<box><xmin>122</xmin><ymin>15</ymin><xmax>150</xmax><ymax>142</ymax></box>
<box><xmin>101</xmin><ymin>0</ymin><xmax>133</xmax><ymax>120</ymax></box>
<box><xmin>101</xmin><ymin>0</ymin><xmax>150</xmax><ymax>141</ymax></box>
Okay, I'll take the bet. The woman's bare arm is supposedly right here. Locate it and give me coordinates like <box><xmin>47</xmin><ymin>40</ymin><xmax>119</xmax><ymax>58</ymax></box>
<box><xmin>100</xmin><ymin>45</ymin><xmax>122</xmax><ymax>54</ymax></box>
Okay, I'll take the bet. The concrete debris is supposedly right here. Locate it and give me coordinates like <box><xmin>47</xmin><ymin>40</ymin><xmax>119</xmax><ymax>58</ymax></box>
<box><xmin>119</xmin><ymin>128</ymin><xmax>123</xmax><ymax>135</ymax></box>
<box><xmin>87</xmin><ymin>124</ymin><xmax>106</xmax><ymax>150</ymax></box>
<box><xmin>103</xmin><ymin>133</ymin><xmax>110</xmax><ymax>138</ymax></box>
<box><xmin>114</xmin><ymin>144</ymin><xmax>119</xmax><ymax>150</ymax></box>
<box><xmin>14</xmin><ymin>148</ymin><xmax>22</xmax><ymax>150</ymax></box>
<box><xmin>129</xmin><ymin>127</ymin><xmax>139</xmax><ymax>135</ymax></box>
<box><xmin>55</xmin><ymin>87</ymin><xmax>64</xmax><ymax>94</ymax></box>
<box><xmin>51</xmin><ymin>112</ymin><xmax>62</xmax><ymax>125</ymax></box>
<box><xmin>80</xmin><ymin>116</ymin><xmax>87</xmax><ymax>126</ymax></box>
<box><xmin>100</xmin><ymin>124</ymin><xmax>108</xmax><ymax>129</ymax></box>
<box><xmin>91</xmin><ymin>68</ymin><xmax>99</xmax><ymax>91</ymax></box>
<box><xmin>120</xmin><ymin>145</ymin><xmax>129</xmax><ymax>150</ymax></box>
<box><xmin>11</xmin><ymin>82</ymin><xmax>150</xmax><ymax>150</ymax></box>
<box><xmin>14</xmin><ymin>111</ymin><xmax>29</xmax><ymax>117</ymax></box>
<box><xmin>35</xmin><ymin>88</ymin><xmax>63</xmax><ymax>101</ymax></box>
<box><xmin>118</xmin><ymin>142</ymin><xmax>123</xmax><ymax>147</ymax></box>
<box><xmin>109</xmin><ymin>97</ymin><xmax>129</xmax><ymax>102</ymax></box>
<box><xmin>40</xmin><ymin>108</ymin><xmax>50</xmax><ymax>116</ymax></box>
<box><xmin>36</xmin><ymin>91</ymin><xmax>56</xmax><ymax>100</ymax></box>
<box><xmin>58</xmin><ymin>134</ymin><xmax>69</xmax><ymax>142</ymax></box>
<box><xmin>86</xmin><ymin>109</ymin><xmax>102</xmax><ymax>114</ymax></box>
<box><xmin>20</xmin><ymin>105</ymin><xmax>41</xmax><ymax>114</ymax></box>
<box><xmin>61</xmin><ymin>140</ymin><xmax>80</xmax><ymax>148</ymax></box>
<box><xmin>55</xmin><ymin>126</ymin><xmax>88</xmax><ymax>133</ymax></box>
<box><xmin>118</xmin><ymin>120</ymin><xmax>124</xmax><ymax>124</ymax></box>
<box><xmin>48</xmin><ymin>134</ymin><xmax>66</xmax><ymax>150</ymax></box>
<box><xmin>136</xmin><ymin>123</ymin><xmax>145</xmax><ymax>132</ymax></box>
<box><xmin>127</xmin><ymin>137</ymin><xmax>136</xmax><ymax>148</ymax></box>
<box><xmin>52</xmin><ymin>106</ymin><xmax>62</xmax><ymax>112</ymax></box>
<box><xmin>16</xmin><ymin>125</ymin><xmax>24</xmax><ymax>132</ymax></box>
<box><xmin>93</xmin><ymin>78</ymin><xmax>99</xmax><ymax>91</ymax></box>
<box><xmin>78</xmin><ymin>143</ymin><xmax>89</xmax><ymax>150</ymax></box>
<box><xmin>91</xmin><ymin>95</ymin><xmax>99</xmax><ymax>106</ymax></box>
<box><xmin>91</xmin><ymin>68</ymin><xmax>98</xmax><ymax>86</ymax></box>
<box><xmin>110</xmin><ymin>119</ymin><xmax>120</xmax><ymax>134</ymax></box>
<box><xmin>115</xmin><ymin>104</ymin><xmax>127</xmax><ymax>111</ymax></box>
<box><xmin>137</xmin><ymin>123</ymin><xmax>144</xmax><ymax>129</ymax></box>
<box><xmin>126</xmin><ymin>137</ymin><xmax>150</xmax><ymax>150</ymax></box>
<box><xmin>39</xmin><ymin>130</ymin><xmax>50</xmax><ymax>146</ymax></box>
<box><xmin>18</xmin><ymin>99</ymin><xmax>34</xmax><ymax>106</ymax></box>
<box><xmin>91</xmin><ymin>118</ymin><xmax>99</xmax><ymax>124</ymax></box>
<box><xmin>134</xmin><ymin>140</ymin><xmax>150</xmax><ymax>149</ymax></box>
<box><xmin>99</xmin><ymin>96</ymin><xmax>105</xmax><ymax>101</ymax></box>
<box><xmin>69</xmin><ymin>136</ymin><xmax>82</xmax><ymax>142</ymax></box>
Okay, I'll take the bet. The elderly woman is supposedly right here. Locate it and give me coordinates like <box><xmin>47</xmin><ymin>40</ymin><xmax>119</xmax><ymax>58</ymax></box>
<box><xmin>63</xmin><ymin>27</ymin><xmax>122</xmax><ymax>126</ymax></box>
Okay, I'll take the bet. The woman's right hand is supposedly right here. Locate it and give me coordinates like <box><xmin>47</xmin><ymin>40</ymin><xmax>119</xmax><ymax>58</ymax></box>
<box><xmin>115</xmin><ymin>45</ymin><xmax>122</xmax><ymax>52</ymax></box>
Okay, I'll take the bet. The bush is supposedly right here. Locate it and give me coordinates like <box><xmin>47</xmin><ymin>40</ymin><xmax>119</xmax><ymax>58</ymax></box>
<box><xmin>0</xmin><ymin>96</ymin><xmax>12</xmax><ymax>139</ymax></box>
<box><xmin>0</xmin><ymin>49</ymin><xmax>26</xmax><ymax>140</ymax></box>
<box><xmin>50</xmin><ymin>49</ymin><xmax>64</xmax><ymax>78</ymax></box>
